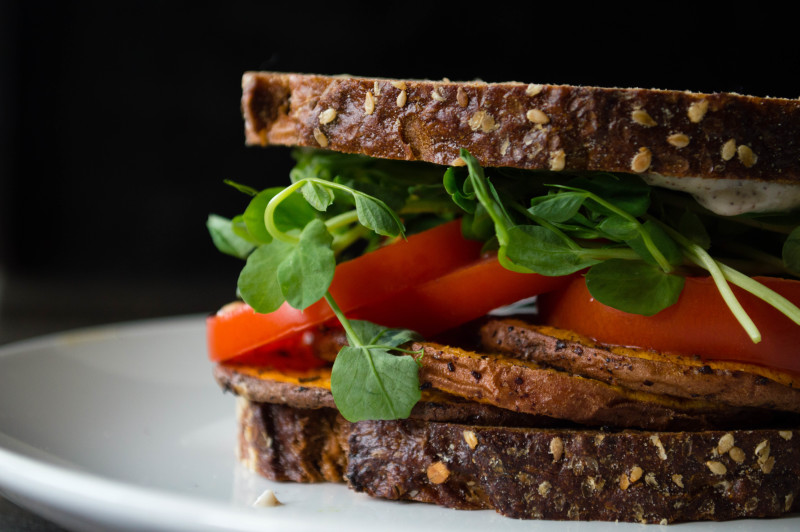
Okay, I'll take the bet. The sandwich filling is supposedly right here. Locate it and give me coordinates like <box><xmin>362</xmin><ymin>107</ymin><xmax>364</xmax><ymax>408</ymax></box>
<box><xmin>208</xmin><ymin>147</ymin><xmax>800</xmax><ymax>422</ymax></box>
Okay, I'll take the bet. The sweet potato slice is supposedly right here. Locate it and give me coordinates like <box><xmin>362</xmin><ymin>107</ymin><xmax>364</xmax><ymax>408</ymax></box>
<box><xmin>481</xmin><ymin>319</ymin><xmax>800</xmax><ymax>412</ymax></box>
<box><xmin>412</xmin><ymin>342</ymin><xmax>795</xmax><ymax>430</ymax></box>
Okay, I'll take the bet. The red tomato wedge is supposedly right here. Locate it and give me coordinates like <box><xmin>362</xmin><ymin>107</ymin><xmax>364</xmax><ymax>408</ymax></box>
<box><xmin>207</xmin><ymin>220</ymin><xmax>571</xmax><ymax>363</ymax></box>
<box><xmin>539</xmin><ymin>275</ymin><xmax>800</xmax><ymax>375</ymax></box>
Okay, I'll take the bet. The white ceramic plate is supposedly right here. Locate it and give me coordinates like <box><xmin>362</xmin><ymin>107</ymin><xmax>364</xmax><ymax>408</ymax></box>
<box><xmin>0</xmin><ymin>317</ymin><xmax>797</xmax><ymax>531</ymax></box>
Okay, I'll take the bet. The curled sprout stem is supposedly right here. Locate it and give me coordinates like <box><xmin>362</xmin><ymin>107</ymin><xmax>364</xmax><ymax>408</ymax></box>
<box><xmin>266</xmin><ymin>177</ymin><xmax>398</xmax><ymax>244</ymax></box>
<box><xmin>263</xmin><ymin>180</ymin><xmax>306</xmax><ymax>244</ymax></box>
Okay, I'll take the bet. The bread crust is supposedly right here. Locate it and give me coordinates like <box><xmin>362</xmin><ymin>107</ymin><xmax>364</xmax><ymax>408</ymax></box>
<box><xmin>236</xmin><ymin>398</ymin><xmax>800</xmax><ymax>523</ymax></box>
<box><xmin>242</xmin><ymin>72</ymin><xmax>800</xmax><ymax>182</ymax></box>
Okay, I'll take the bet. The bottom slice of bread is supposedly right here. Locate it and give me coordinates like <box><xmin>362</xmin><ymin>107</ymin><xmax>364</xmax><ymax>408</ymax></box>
<box><xmin>235</xmin><ymin>398</ymin><xmax>800</xmax><ymax>523</ymax></box>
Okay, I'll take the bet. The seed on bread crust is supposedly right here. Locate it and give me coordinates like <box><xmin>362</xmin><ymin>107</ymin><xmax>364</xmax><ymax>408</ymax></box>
<box><xmin>549</xmin><ymin>149</ymin><xmax>566</xmax><ymax>171</ymax></box>
<box><xmin>364</xmin><ymin>91</ymin><xmax>375</xmax><ymax>115</ymax></box>
<box><xmin>722</xmin><ymin>139</ymin><xmax>737</xmax><ymax>161</ymax></box>
<box><xmin>729</xmin><ymin>447</ymin><xmax>746</xmax><ymax>463</ymax></box>
<box><xmin>319</xmin><ymin>108</ymin><xmax>337</xmax><ymax>125</ymax></box>
<box><xmin>457</xmin><ymin>87</ymin><xmax>469</xmax><ymax>107</ymax></box>
<box><xmin>463</xmin><ymin>430</ymin><xmax>479</xmax><ymax>449</ymax></box>
<box><xmin>469</xmin><ymin>110</ymin><xmax>497</xmax><ymax>133</ymax></box>
<box><xmin>650</xmin><ymin>435</ymin><xmax>667</xmax><ymax>460</ymax></box>
<box><xmin>526</xmin><ymin>83</ymin><xmax>543</xmax><ymax>97</ymax></box>
<box><xmin>538</xmin><ymin>481</ymin><xmax>551</xmax><ymax>496</ymax></box>
<box><xmin>550</xmin><ymin>436</ymin><xmax>564</xmax><ymax>462</ymax></box>
<box><xmin>717</xmin><ymin>433</ymin><xmax>735</xmax><ymax>455</ymax></box>
<box><xmin>527</xmin><ymin>109</ymin><xmax>550</xmax><ymax>124</ymax></box>
<box><xmin>688</xmin><ymin>99</ymin><xmax>709</xmax><ymax>122</ymax></box>
<box><xmin>631</xmin><ymin>147</ymin><xmax>652</xmax><ymax>172</ymax></box>
<box><xmin>737</xmin><ymin>144</ymin><xmax>758</xmax><ymax>167</ymax></box>
<box><xmin>431</xmin><ymin>87</ymin><xmax>445</xmax><ymax>102</ymax></box>
<box><xmin>632</xmin><ymin>109</ymin><xmax>657</xmax><ymax>127</ymax></box>
<box><xmin>390</xmin><ymin>80</ymin><xmax>407</xmax><ymax>90</ymax></box>
<box><xmin>396</xmin><ymin>89</ymin><xmax>407</xmax><ymax>108</ymax></box>
<box><xmin>313</xmin><ymin>127</ymin><xmax>328</xmax><ymax>148</ymax></box>
<box><xmin>667</xmin><ymin>133</ymin><xmax>690</xmax><ymax>148</ymax></box>
<box><xmin>427</xmin><ymin>461</ymin><xmax>450</xmax><ymax>484</ymax></box>
<box><xmin>500</xmin><ymin>138</ymin><xmax>510</xmax><ymax>156</ymax></box>
<box><xmin>706</xmin><ymin>461</ymin><xmax>727</xmax><ymax>475</ymax></box>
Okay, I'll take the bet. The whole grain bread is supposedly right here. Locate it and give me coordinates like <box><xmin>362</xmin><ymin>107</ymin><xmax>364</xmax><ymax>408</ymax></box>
<box><xmin>242</xmin><ymin>72</ymin><xmax>800</xmax><ymax>183</ymax></box>
<box><xmin>236</xmin><ymin>397</ymin><xmax>800</xmax><ymax>523</ymax></box>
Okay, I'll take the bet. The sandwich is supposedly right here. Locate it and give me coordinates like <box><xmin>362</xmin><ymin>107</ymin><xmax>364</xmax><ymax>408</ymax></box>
<box><xmin>206</xmin><ymin>72</ymin><xmax>800</xmax><ymax>523</ymax></box>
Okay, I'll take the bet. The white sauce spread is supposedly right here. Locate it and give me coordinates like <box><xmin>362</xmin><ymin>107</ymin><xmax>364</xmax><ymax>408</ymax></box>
<box><xmin>641</xmin><ymin>174</ymin><xmax>800</xmax><ymax>216</ymax></box>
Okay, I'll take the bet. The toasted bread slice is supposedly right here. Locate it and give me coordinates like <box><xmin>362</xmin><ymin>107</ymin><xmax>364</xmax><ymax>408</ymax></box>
<box><xmin>242</xmin><ymin>72</ymin><xmax>800</xmax><ymax>183</ymax></box>
<box><xmin>236</xmin><ymin>398</ymin><xmax>800</xmax><ymax>523</ymax></box>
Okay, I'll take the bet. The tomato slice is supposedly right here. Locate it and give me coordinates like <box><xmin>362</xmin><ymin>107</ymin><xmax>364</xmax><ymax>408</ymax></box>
<box><xmin>349</xmin><ymin>256</ymin><xmax>572</xmax><ymax>336</ymax></box>
<box><xmin>208</xmin><ymin>220</ymin><xmax>479</xmax><ymax>362</ymax></box>
<box><xmin>538</xmin><ymin>275</ymin><xmax>800</xmax><ymax>375</ymax></box>
<box><xmin>208</xmin><ymin>220</ymin><xmax>571</xmax><ymax>363</ymax></box>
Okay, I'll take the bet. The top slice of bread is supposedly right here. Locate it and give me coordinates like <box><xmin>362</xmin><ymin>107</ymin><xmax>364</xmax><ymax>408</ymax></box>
<box><xmin>242</xmin><ymin>72</ymin><xmax>800</xmax><ymax>183</ymax></box>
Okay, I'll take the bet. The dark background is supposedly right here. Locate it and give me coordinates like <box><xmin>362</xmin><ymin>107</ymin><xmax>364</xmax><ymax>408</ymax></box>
<box><xmin>1</xmin><ymin>2</ymin><xmax>797</xmax><ymax>343</ymax></box>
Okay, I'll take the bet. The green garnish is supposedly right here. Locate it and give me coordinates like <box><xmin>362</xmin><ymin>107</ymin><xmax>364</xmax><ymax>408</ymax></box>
<box><xmin>209</xmin><ymin>147</ymin><xmax>800</xmax><ymax>421</ymax></box>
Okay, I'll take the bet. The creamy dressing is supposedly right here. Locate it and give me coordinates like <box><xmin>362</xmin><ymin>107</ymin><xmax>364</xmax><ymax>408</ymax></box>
<box><xmin>641</xmin><ymin>174</ymin><xmax>800</xmax><ymax>216</ymax></box>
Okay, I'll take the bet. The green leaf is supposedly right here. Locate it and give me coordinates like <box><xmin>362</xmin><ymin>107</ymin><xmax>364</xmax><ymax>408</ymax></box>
<box><xmin>585</xmin><ymin>259</ymin><xmax>685</xmax><ymax>316</ymax></box>
<box><xmin>301</xmin><ymin>181</ymin><xmax>335</xmax><ymax>211</ymax></box>
<box><xmin>230</xmin><ymin>214</ymin><xmax>259</xmax><ymax>244</ymax></box>
<box><xmin>460</xmin><ymin>149</ymin><xmax>513</xmax><ymax>245</ymax></box>
<box><xmin>443</xmin><ymin>166</ymin><xmax>476</xmax><ymax>213</ymax></box>
<box><xmin>596</xmin><ymin>214</ymin><xmax>639</xmax><ymax>241</ymax></box>
<box><xmin>460</xmin><ymin>203</ymin><xmax>494</xmax><ymax>241</ymax></box>
<box><xmin>236</xmin><ymin>239</ymin><xmax>293</xmax><ymax>313</ymax></box>
<box><xmin>349</xmin><ymin>179</ymin><xmax>408</xmax><ymax>212</ymax></box>
<box><xmin>206</xmin><ymin>214</ymin><xmax>255</xmax><ymax>259</ymax></box>
<box><xmin>505</xmin><ymin>225</ymin><xmax>601</xmax><ymax>276</ymax></box>
<box><xmin>243</xmin><ymin>189</ymin><xmax>276</xmax><ymax>243</ymax></box>
<box><xmin>353</xmin><ymin>193</ymin><xmax>404</xmax><ymax>237</ymax></box>
<box><xmin>529</xmin><ymin>192</ymin><xmax>587</xmax><ymax>223</ymax></box>
<box><xmin>277</xmin><ymin>219</ymin><xmax>335</xmax><ymax>310</ymax></box>
<box><xmin>783</xmin><ymin>226</ymin><xmax>800</xmax><ymax>275</ymax></box>
<box><xmin>330</xmin><ymin>345</ymin><xmax>421</xmax><ymax>422</ymax></box>
<box><xmin>678</xmin><ymin>211</ymin><xmax>711</xmax><ymax>249</ymax></box>
<box><xmin>627</xmin><ymin>220</ymin><xmax>683</xmax><ymax>266</ymax></box>
<box><xmin>272</xmin><ymin>189</ymin><xmax>318</xmax><ymax>233</ymax></box>
<box><xmin>347</xmin><ymin>319</ymin><xmax>422</xmax><ymax>347</ymax></box>
<box><xmin>568</xmin><ymin>173</ymin><xmax>651</xmax><ymax>217</ymax></box>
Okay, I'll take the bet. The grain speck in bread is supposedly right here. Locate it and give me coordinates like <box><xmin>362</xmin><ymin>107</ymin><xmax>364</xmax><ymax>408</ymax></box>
<box><xmin>242</xmin><ymin>72</ymin><xmax>800</xmax><ymax>183</ymax></box>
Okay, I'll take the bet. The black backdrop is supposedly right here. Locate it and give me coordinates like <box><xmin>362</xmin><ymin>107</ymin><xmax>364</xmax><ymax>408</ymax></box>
<box><xmin>1</xmin><ymin>1</ymin><xmax>796</xmax><ymax>342</ymax></box>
